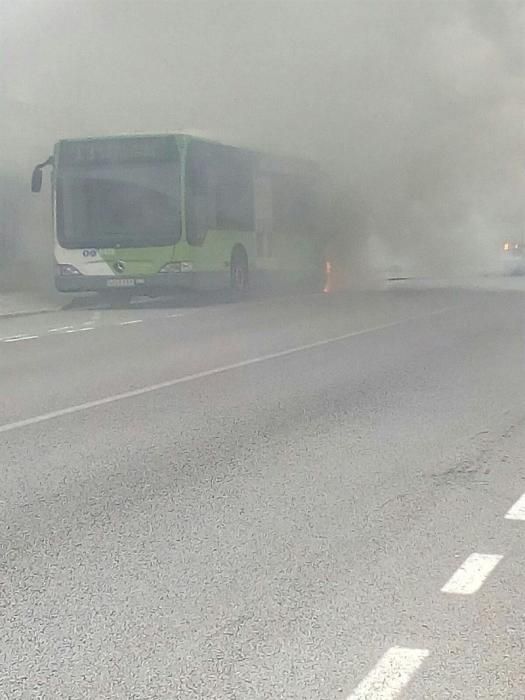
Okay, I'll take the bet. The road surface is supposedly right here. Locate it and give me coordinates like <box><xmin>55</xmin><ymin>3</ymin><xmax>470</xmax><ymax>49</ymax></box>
<box><xmin>1</xmin><ymin>282</ymin><xmax>525</xmax><ymax>699</ymax></box>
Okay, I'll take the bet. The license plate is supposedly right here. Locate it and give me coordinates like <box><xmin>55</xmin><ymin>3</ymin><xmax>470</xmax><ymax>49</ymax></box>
<box><xmin>106</xmin><ymin>278</ymin><xmax>135</xmax><ymax>288</ymax></box>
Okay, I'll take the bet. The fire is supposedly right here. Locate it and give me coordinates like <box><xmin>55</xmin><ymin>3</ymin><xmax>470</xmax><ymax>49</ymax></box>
<box><xmin>323</xmin><ymin>260</ymin><xmax>333</xmax><ymax>294</ymax></box>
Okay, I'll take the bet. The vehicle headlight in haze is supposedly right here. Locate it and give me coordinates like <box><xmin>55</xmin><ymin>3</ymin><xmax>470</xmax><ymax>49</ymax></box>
<box><xmin>56</xmin><ymin>263</ymin><xmax>82</xmax><ymax>275</ymax></box>
<box><xmin>159</xmin><ymin>261</ymin><xmax>193</xmax><ymax>272</ymax></box>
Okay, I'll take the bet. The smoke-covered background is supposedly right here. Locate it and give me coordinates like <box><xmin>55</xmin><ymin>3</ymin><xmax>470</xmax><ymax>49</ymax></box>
<box><xmin>1</xmin><ymin>0</ymin><xmax>524</xmax><ymax>290</ymax></box>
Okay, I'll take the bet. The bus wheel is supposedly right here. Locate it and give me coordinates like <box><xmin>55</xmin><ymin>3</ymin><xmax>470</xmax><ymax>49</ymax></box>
<box><xmin>230</xmin><ymin>247</ymin><xmax>249</xmax><ymax>295</ymax></box>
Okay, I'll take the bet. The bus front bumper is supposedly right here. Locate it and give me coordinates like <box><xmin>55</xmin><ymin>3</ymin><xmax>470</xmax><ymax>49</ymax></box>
<box><xmin>55</xmin><ymin>273</ymin><xmax>190</xmax><ymax>293</ymax></box>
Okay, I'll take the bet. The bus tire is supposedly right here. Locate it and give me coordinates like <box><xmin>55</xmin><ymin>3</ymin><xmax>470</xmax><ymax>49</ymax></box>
<box><xmin>230</xmin><ymin>246</ymin><xmax>249</xmax><ymax>296</ymax></box>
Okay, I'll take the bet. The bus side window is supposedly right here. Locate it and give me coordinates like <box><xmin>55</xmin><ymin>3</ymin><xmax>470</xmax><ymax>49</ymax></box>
<box><xmin>214</xmin><ymin>147</ymin><xmax>254</xmax><ymax>232</ymax></box>
<box><xmin>187</xmin><ymin>141</ymin><xmax>254</xmax><ymax>243</ymax></box>
<box><xmin>273</xmin><ymin>177</ymin><xmax>316</xmax><ymax>237</ymax></box>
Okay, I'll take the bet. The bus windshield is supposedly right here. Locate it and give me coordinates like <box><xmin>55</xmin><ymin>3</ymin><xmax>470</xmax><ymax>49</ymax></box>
<box><xmin>56</xmin><ymin>150</ymin><xmax>181</xmax><ymax>249</ymax></box>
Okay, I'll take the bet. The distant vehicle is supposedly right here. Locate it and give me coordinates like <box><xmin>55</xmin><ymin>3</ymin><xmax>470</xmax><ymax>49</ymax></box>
<box><xmin>501</xmin><ymin>238</ymin><xmax>525</xmax><ymax>275</ymax></box>
<box><xmin>31</xmin><ymin>134</ymin><xmax>326</xmax><ymax>300</ymax></box>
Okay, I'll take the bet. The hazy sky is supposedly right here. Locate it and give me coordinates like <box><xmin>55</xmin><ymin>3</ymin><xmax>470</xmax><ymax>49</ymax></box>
<box><xmin>1</xmin><ymin>0</ymin><xmax>524</xmax><ymax>274</ymax></box>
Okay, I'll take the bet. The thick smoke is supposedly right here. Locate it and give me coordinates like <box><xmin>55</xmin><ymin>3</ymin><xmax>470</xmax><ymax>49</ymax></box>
<box><xmin>1</xmin><ymin>0</ymin><xmax>524</xmax><ymax>288</ymax></box>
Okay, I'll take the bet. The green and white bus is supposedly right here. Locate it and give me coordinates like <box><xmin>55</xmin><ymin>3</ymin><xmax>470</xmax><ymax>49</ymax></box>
<box><xmin>31</xmin><ymin>133</ymin><xmax>325</xmax><ymax>299</ymax></box>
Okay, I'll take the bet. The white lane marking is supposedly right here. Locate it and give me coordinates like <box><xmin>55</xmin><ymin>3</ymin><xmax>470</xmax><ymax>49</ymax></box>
<box><xmin>168</xmin><ymin>313</ymin><xmax>184</xmax><ymax>318</ymax></box>
<box><xmin>0</xmin><ymin>305</ymin><xmax>459</xmax><ymax>434</ymax></box>
<box><xmin>4</xmin><ymin>335</ymin><xmax>39</xmax><ymax>343</ymax></box>
<box><xmin>441</xmin><ymin>553</ymin><xmax>503</xmax><ymax>595</ymax></box>
<box><xmin>48</xmin><ymin>326</ymin><xmax>74</xmax><ymax>333</ymax></box>
<box><xmin>505</xmin><ymin>493</ymin><xmax>525</xmax><ymax>520</ymax></box>
<box><xmin>65</xmin><ymin>327</ymin><xmax>94</xmax><ymax>334</ymax></box>
<box><xmin>120</xmin><ymin>319</ymin><xmax>143</xmax><ymax>326</ymax></box>
<box><xmin>347</xmin><ymin>646</ymin><xmax>429</xmax><ymax>700</ymax></box>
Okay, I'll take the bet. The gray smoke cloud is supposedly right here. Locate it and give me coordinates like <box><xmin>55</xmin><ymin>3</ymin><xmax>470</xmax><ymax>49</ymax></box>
<box><xmin>1</xmin><ymin>0</ymin><xmax>524</xmax><ymax>287</ymax></box>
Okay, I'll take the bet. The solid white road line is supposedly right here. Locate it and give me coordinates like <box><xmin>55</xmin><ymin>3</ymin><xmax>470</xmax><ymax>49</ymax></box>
<box><xmin>0</xmin><ymin>305</ymin><xmax>459</xmax><ymax>434</ymax></box>
<box><xmin>441</xmin><ymin>553</ymin><xmax>503</xmax><ymax>595</ymax></box>
<box><xmin>120</xmin><ymin>319</ymin><xmax>143</xmax><ymax>325</ymax></box>
<box><xmin>505</xmin><ymin>493</ymin><xmax>525</xmax><ymax>520</ymax></box>
<box><xmin>4</xmin><ymin>335</ymin><xmax>39</xmax><ymax>343</ymax></box>
<box><xmin>347</xmin><ymin>646</ymin><xmax>429</xmax><ymax>700</ymax></box>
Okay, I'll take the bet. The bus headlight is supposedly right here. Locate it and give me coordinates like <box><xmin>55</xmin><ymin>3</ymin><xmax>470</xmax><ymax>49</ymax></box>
<box><xmin>56</xmin><ymin>263</ymin><xmax>82</xmax><ymax>275</ymax></box>
<box><xmin>159</xmin><ymin>262</ymin><xmax>193</xmax><ymax>272</ymax></box>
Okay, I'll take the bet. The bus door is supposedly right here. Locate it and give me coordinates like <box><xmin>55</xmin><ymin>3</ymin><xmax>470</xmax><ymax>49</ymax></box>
<box><xmin>254</xmin><ymin>174</ymin><xmax>275</xmax><ymax>273</ymax></box>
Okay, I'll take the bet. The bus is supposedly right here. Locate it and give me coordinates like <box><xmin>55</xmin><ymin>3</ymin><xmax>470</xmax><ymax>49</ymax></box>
<box><xmin>31</xmin><ymin>133</ymin><xmax>326</xmax><ymax>300</ymax></box>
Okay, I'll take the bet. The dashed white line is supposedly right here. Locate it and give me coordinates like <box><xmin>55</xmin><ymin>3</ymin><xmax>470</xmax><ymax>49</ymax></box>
<box><xmin>505</xmin><ymin>493</ymin><xmax>525</xmax><ymax>520</ymax></box>
<box><xmin>0</xmin><ymin>305</ymin><xmax>460</xmax><ymax>434</ymax></box>
<box><xmin>4</xmin><ymin>335</ymin><xmax>39</xmax><ymax>343</ymax></box>
<box><xmin>168</xmin><ymin>313</ymin><xmax>184</xmax><ymax>318</ymax></box>
<box><xmin>347</xmin><ymin>646</ymin><xmax>429</xmax><ymax>700</ymax></box>
<box><xmin>441</xmin><ymin>553</ymin><xmax>503</xmax><ymax>595</ymax></box>
<box><xmin>4</xmin><ymin>313</ymin><xmax>176</xmax><ymax>343</ymax></box>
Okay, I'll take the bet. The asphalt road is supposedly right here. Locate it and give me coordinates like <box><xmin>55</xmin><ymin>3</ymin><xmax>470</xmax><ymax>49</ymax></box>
<box><xmin>1</xmin><ymin>282</ymin><xmax>525</xmax><ymax>699</ymax></box>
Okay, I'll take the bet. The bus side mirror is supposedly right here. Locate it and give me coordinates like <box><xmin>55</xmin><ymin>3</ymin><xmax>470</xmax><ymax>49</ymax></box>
<box><xmin>31</xmin><ymin>167</ymin><xmax>43</xmax><ymax>193</ymax></box>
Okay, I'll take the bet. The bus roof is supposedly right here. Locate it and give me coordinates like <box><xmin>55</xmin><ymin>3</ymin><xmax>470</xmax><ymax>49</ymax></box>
<box><xmin>57</xmin><ymin>132</ymin><xmax>318</xmax><ymax>170</ymax></box>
